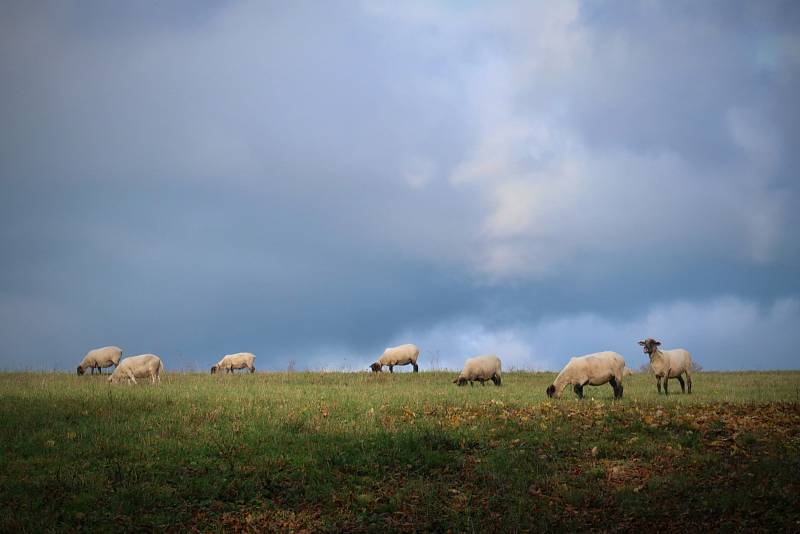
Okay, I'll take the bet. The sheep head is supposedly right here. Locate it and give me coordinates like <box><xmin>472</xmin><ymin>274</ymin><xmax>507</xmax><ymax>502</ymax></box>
<box><xmin>210</xmin><ymin>365</ymin><xmax>218</xmax><ymax>374</ymax></box>
<box><xmin>369</xmin><ymin>362</ymin><xmax>382</xmax><ymax>372</ymax></box>
<box><xmin>453</xmin><ymin>376</ymin><xmax>468</xmax><ymax>386</ymax></box>
<box><xmin>638</xmin><ymin>338</ymin><xmax>661</xmax><ymax>355</ymax></box>
<box><xmin>76</xmin><ymin>365</ymin><xmax>85</xmax><ymax>376</ymax></box>
<box><xmin>546</xmin><ymin>384</ymin><xmax>556</xmax><ymax>398</ymax></box>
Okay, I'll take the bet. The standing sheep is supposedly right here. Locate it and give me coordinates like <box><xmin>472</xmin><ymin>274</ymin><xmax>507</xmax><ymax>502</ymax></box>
<box><xmin>108</xmin><ymin>354</ymin><xmax>163</xmax><ymax>385</ymax></box>
<box><xmin>638</xmin><ymin>338</ymin><xmax>693</xmax><ymax>395</ymax></box>
<box><xmin>546</xmin><ymin>351</ymin><xmax>625</xmax><ymax>399</ymax></box>
<box><xmin>369</xmin><ymin>344</ymin><xmax>420</xmax><ymax>373</ymax></box>
<box><xmin>77</xmin><ymin>346</ymin><xmax>122</xmax><ymax>375</ymax></box>
<box><xmin>210</xmin><ymin>352</ymin><xmax>256</xmax><ymax>374</ymax></box>
<box><xmin>453</xmin><ymin>355</ymin><xmax>502</xmax><ymax>386</ymax></box>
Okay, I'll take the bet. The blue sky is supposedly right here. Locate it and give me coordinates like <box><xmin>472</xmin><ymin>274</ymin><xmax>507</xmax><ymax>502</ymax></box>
<box><xmin>1</xmin><ymin>1</ymin><xmax>798</xmax><ymax>371</ymax></box>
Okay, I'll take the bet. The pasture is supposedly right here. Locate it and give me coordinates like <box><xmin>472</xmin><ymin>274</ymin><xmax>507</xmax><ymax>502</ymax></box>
<box><xmin>1</xmin><ymin>371</ymin><xmax>798</xmax><ymax>532</ymax></box>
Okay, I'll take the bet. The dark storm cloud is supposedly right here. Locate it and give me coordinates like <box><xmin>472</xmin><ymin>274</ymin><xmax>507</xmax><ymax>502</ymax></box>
<box><xmin>1</xmin><ymin>1</ymin><xmax>798</xmax><ymax>371</ymax></box>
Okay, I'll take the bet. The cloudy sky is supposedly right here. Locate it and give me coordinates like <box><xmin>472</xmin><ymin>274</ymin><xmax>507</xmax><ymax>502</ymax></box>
<box><xmin>1</xmin><ymin>1</ymin><xmax>798</xmax><ymax>371</ymax></box>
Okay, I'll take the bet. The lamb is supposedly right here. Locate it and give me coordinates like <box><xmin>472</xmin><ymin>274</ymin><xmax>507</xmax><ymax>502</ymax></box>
<box><xmin>77</xmin><ymin>346</ymin><xmax>122</xmax><ymax>375</ymax></box>
<box><xmin>210</xmin><ymin>352</ymin><xmax>256</xmax><ymax>374</ymax></box>
<box><xmin>108</xmin><ymin>354</ymin><xmax>163</xmax><ymax>385</ymax></box>
<box><xmin>546</xmin><ymin>351</ymin><xmax>625</xmax><ymax>399</ymax></box>
<box><xmin>369</xmin><ymin>344</ymin><xmax>420</xmax><ymax>373</ymax></box>
<box><xmin>453</xmin><ymin>355</ymin><xmax>502</xmax><ymax>386</ymax></box>
<box><xmin>638</xmin><ymin>338</ymin><xmax>693</xmax><ymax>395</ymax></box>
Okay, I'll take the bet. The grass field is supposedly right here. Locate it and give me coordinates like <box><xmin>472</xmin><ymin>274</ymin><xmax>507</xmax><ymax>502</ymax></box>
<box><xmin>1</xmin><ymin>371</ymin><xmax>799</xmax><ymax>532</ymax></box>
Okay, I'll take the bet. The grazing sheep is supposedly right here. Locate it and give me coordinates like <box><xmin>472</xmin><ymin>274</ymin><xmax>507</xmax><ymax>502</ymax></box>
<box><xmin>638</xmin><ymin>338</ymin><xmax>693</xmax><ymax>395</ymax></box>
<box><xmin>108</xmin><ymin>354</ymin><xmax>163</xmax><ymax>385</ymax></box>
<box><xmin>546</xmin><ymin>351</ymin><xmax>625</xmax><ymax>399</ymax></box>
<box><xmin>210</xmin><ymin>352</ymin><xmax>256</xmax><ymax>374</ymax></box>
<box><xmin>77</xmin><ymin>346</ymin><xmax>122</xmax><ymax>376</ymax></box>
<box><xmin>453</xmin><ymin>355</ymin><xmax>502</xmax><ymax>386</ymax></box>
<box><xmin>369</xmin><ymin>344</ymin><xmax>420</xmax><ymax>373</ymax></box>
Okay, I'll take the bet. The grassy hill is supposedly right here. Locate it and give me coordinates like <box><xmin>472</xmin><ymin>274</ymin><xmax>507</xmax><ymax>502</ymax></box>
<box><xmin>1</xmin><ymin>371</ymin><xmax>798</xmax><ymax>531</ymax></box>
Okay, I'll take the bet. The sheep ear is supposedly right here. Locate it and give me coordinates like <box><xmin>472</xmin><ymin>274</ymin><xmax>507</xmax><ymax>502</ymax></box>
<box><xmin>655</xmin><ymin>341</ymin><xmax>661</xmax><ymax>346</ymax></box>
<box><xmin>637</xmin><ymin>340</ymin><xmax>646</xmax><ymax>346</ymax></box>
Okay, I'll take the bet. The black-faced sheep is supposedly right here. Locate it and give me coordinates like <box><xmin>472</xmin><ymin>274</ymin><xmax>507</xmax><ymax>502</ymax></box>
<box><xmin>546</xmin><ymin>351</ymin><xmax>625</xmax><ymax>399</ymax></box>
<box><xmin>211</xmin><ymin>352</ymin><xmax>256</xmax><ymax>374</ymax></box>
<box><xmin>77</xmin><ymin>346</ymin><xmax>122</xmax><ymax>375</ymax></box>
<box><xmin>369</xmin><ymin>344</ymin><xmax>419</xmax><ymax>373</ymax></box>
<box><xmin>108</xmin><ymin>354</ymin><xmax>163</xmax><ymax>385</ymax></box>
<box><xmin>453</xmin><ymin>355</ymin><xmax>502</xmax><ymax>386</ymax></box>
<box><xmin>638</xmin><ymin>338</ymin><xmax>693</xmax><ymax>395</ymax></box>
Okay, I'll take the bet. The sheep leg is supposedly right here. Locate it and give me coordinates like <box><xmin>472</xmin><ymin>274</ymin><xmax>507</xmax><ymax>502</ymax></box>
<box><xmin>685</xmin><ymin>371</ymin><xmax>693</xmax><ymax>394</ymax></box>
<box><xmin>573</xmin><ymin>384</ymin><xmax>584</xmax><ymax>399</ymax></box>
<box><xmin>412</xmin><ymin>363</ymin><xmax>419</xmax><ymax>373</ymax></box>
<box><xmin>656</xmin><ymin>377</ymin><xmax>662</xmax><ymax>394</ymax></box>
<box><xmin>676</xmin><ymin>375</ymin><xmax>686</xmax><ymax>393</ymax></box>
<box><xmin>389</xmin><ymin>365</ymin><xmax>394</xmax><ymax>373</ymax></box>
<box><xmin>663</xmin><ymin>376</ymin><xmax>669</xmax><ymax>395</ymax></box>
<box><xmin>609</xmin><ymin>377</ymin><xmax>620</xmax><ymax>399</ymax></box>
<box><xmin>250</xmin><ymin>366</ymin><xmax>255</xmax><ymax>374</ymax></box>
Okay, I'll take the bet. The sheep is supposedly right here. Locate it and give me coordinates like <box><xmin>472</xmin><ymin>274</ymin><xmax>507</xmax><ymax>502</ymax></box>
<box><xmin>638</xmin><ymin>338</ymin><xmax>693</xmax><ymax>395</ymax></box>
<box><xmin>623</xmin><ymin>367</ymin><xmax>635</xmax><ymax>377</ymax></box>
<box><xmin>453</xmin><ymin>355</ymin><xmax>502</xmax><ymax>386</ymax></box>
<box><xmin>77</xmin><ymin>346</ymin><xmax>122</xmax><ymax>375</ymax></box>
<box><xmin>210</xmin><ymin>352</ymin><xmax>256</xmax><ymax>374</ymax></box>
<box><xmin>108</xmin><ymin>354</ymin><xmax>163</xmax><ymax>385</ymax></box>
<box><xmin>546</xmin><ymin>351</ymin><xmax>625</xmax><ymax>399</ymax></box>
<box><xmin>369</xmin><ymin>344</ymin><xmax>420</xmax><ymax>373</ymax></box>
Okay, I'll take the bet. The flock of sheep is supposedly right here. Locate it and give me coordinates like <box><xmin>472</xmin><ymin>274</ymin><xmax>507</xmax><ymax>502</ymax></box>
<box><xmin>77</xmin><ymin>338</ymin><xmax>694</xmax><ymax>397</ymax></box>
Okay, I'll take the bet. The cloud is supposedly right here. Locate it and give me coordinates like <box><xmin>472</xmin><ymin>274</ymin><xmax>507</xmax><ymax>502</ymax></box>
<box><xmin>394</xmin><ymin>296</ymin><xmax>800</xmax><ymax>372</ymax></box>
<box><xmin>0</xmin><ymin>2</ymin><xmax>798</xmax><ymax>371</ymax></box>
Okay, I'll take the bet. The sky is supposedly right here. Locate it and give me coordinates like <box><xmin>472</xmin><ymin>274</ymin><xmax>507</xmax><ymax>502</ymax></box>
<box><xmin>1</xmin><ymin>1</ymin><xmax>798</xmax><ymax>372</ymax></box>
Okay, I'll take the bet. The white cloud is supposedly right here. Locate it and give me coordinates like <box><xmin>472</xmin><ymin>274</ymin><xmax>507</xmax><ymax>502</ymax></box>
<box><xmin>1</xmin><ymin>2</ymin><xmax>797</xmax><ymax>372</ymax></box>
<box><xmin>430</xmin><ymin>4</ymin><xmax>790</xmax><ymax>281</ymax></box>
<box><xmin>393</xmin><ymin>296</ymin><xmax>800</xmax><ymax>372</ymax></box>
<box><xmin>403</xmin><ymin>156</ymin><xmax>436</xmax><ymax>189</ymax></box>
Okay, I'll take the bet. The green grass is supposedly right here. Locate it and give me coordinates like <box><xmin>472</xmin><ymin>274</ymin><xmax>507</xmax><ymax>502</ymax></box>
<box><xmin>1</xmin><ymin>371</ymin><xmax>799</xmax><ymax>532</ymax></box>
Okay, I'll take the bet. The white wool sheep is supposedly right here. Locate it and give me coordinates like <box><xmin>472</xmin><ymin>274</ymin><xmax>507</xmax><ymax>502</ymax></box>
<box><xmin>211</xmin><ymin>352</ymin><xmax>256</xmax><ymax>374</ymax></box>
<box><xmin>453</xmin><ymin>355</ymin><xmax>502</xmax><ymax>386</ymax></box>
<box><xmin>546</xmin><ymin>351</ymin><xmax>625</xmax><ymax>399</ymax></box>
<box><xmin>108</xmin><ymin>354</ymin><xmax>163</xmax><ymax>385</ymax></box>
<box><xmin>370</xmin><ymin>344</ymin><xmax>420</xmax><ymax>373</ymax></box>
<box><xmin>638</xmin><ymin>338</ymin><xmax>693</xmax><ymax>395</ymax></box>
<box><xmin>77</xmin><ymin>346</ymin><xmax>122</xmax><ymax>376</ymax></box>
